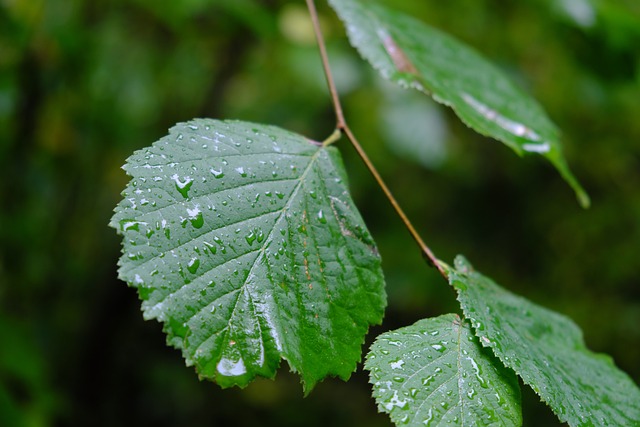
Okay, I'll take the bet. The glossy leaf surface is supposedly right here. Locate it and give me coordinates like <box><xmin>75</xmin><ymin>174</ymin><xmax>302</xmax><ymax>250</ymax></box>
<box><xmin>110</xmin><ymin>119</ymin><xmax>387</xmax><ymax>392</ymax></box>
<box><xmin>366</xmin><ymin>314</ymin><xmax>521</xmax><ymax>427</ymax></box>
<box><xmin>446</xmin><ymin>256</ymin><xmax>640</xmax><ymax>426</ymax></box>
<box><xmin>329</xmin><ymin>0</ymin><xmax>589</xmax><ymax>207</ymax></box>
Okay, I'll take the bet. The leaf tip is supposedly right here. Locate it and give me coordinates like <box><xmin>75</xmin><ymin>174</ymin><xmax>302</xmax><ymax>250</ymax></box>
<box><xmin>453</xmin><ymin>255</ymin><xmax>473</xmax><ymax>273</ymax></box>
<box><xmin>299</xmin><ymin>372</ymin><xmax>320</xmax><ymax>397</ymax></box>
<box><xmin>549</xmin><ymin>150</ymin><xmax>590</xmax><ymax>209</ymax></box>
<box><xmin>577</xmin><ymin>189</ymin><xmax>591</xmax><ymax>209</ymax></box>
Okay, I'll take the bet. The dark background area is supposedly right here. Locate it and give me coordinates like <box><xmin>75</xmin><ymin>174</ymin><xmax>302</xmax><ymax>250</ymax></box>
<box><xmin>1</xmin><ymin>0</ymin><xmax>639</xmax><ymax>426</ymax></box>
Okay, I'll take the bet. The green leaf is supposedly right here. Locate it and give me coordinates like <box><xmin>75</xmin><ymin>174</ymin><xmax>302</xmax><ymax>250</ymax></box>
<box><xmin>366</xmin><ymin>314</ymin><xmax>522</xmax><ymax>427</ymax></box>
<box><xmin>110</xmin><ymin>119</ymin><xmax>387</xmax><ymax>392</ymax></box>
<box><xmin>445</xmin><ymin>256</ymin><xmax>640</xmax><ymax>426</ymax></box>
<box><xmin>329</xmin><ymin>0</ymin><xmax>589</xmax><ymax>208</ymax></box>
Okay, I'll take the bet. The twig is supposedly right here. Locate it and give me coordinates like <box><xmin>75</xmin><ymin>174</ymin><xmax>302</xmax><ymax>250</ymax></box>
<box><xmin>343</xmin><ymin>127</ymin><xmax>447</xmax><ymax>278</ymax></box>
<box><xmin>305</xmin><ymin>0</ymin><xmax>346</xmax><ymax>129</ymax></box>
<box><xmin>305</xmin><ymin>0</ymin><xmax>447</xmax><ymax>279</ymax></box>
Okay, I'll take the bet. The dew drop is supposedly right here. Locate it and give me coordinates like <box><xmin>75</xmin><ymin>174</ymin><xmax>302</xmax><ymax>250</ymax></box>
<box><xmin>422</xmin><ymin>375</ymin><xmax>435</xmax><ymax>386</ymax></box>
<box><xmin>204</xmin><ymin>241</ymin><xmax>217</xmax><ymax>255</ymax></box>
<box><xmin>431</xmin><ymin>343</ymin><xmax>446</xmax><ymax>352</ymax></box>
<box><xmin>216</xmin><ymin>356</ymin><xmax>247</xmax><ymax>377</ymax></box>
<box><xmin>317</xmin><ymin>210</ymin><xmax>327</xmax><ymax>224</ymax></box>
<box><xmin>189</xmin><ymin>212</ymin><xmax>203</xmax><ymax>229</ymax></box>
<box><xmin>120</xmin><ymin>220</ymin><xmax>143</xmax><ymax>232</ymax></box>
<box><xmin>187</xmin><ymin>258</ymin><xmax>200</xmax><ymax>274</ymax></box>
<box><xmin>187</xmin><ymin>206</ymin><xmax>204</xmax><ymax>229</ymax></box>
<box><xmin>246</xmin><ymin>231</ymin><xmax>256</xmax><ymax>246</ymax></box>
<box><xmin>171</xmin><ymin>174</ymin><xmax>194</xmax><ymax>198</ymax></box>
<box><xmin>210</xmin><ymin>168</ymin><xmax>224</xmax><ymax>179</ymax></box>
<box><xmin>467</xmin><ymin>357</ymin><xmax>487</xmax><ymax>388</ymax></box>
<box><xmin>423</xmin><ymin>408</ymin><xmax>434</xmax><ymax>426</ymax></box>
<box><xmin>390</xmin><ymin>359</ymin><xmax>405</xmax><ymax>370</ymax></box>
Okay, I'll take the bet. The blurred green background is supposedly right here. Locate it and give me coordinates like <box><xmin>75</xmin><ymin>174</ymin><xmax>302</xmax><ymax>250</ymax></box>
<box><xmin>1</xmin><ymin>0</ymin><xmax>639</xmax><ymax>425</ymax></box>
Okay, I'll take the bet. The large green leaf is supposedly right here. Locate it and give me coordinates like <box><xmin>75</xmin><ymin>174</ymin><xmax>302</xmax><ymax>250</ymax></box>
<box><xmin>110</xmin><ymin>119</ymin><xmax>386</xmax><ymax>392</ymax></box>
<box><xmin>329</xmin><ymin>0</ymin><xmax>589</xmax><ymax>208</ymax></box>
<box><xmin>366</xmin><ymin>314</ymin><xmax>522</xmax><ymax>427</ymax></box>
<box><xmin>445</xmin><ymin>256</ymin><xmax>640</xmax><ymax>426</ymax></box>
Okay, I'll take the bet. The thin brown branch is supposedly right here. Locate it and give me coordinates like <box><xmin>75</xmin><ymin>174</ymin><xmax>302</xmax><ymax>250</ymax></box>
<box><xmin>343</xmin><ymin>127</ymin><xmax>447</xmax><ymax>278</ymax></box>
<box><xmin>305</xmin><ymin>0</ymin><xmax>447</xmax><ymax>279</ymax></box>
<box><xmin>305</xmin><ymin>0</ymin><xmax>346</xmax><ymax>129</ymax></box>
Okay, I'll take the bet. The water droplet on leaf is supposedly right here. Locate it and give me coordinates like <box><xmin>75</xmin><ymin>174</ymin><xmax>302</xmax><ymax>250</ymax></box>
<box><xmin>187</xmin><ymin>258</ymin><xmax>200</xmax><ymax>274</ymax></box>
<box><xmin>246</xmin><ymin>232</ymin><xmax>256</xmax><ymax>246</ymax></box>
<box><xmin>171</xmin><ymin>174</ymin><xmax>194</xmax><ymax>198</ymax></box>
<box><xmin>317</xmin><ymin>210</ymin><xmax>327</xmax><ymax>224</ymax></box>
<box><xmin>210</xmin><ymin>168</ymin><xmax>224</xmax><ymax>178</ymax></box>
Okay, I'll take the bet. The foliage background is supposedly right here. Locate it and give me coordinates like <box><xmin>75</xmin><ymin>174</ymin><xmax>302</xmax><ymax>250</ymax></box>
<box><xmin>1</xmin><ymin>0</ymin><xmax>638</xmax><ymax>425</ymax></box>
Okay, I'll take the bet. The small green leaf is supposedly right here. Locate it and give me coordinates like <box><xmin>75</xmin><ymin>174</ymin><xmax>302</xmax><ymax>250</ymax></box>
<box><xmin>366</xmin><ymin>314</ymin><xmax>522</xmax><ymax>427</ymax></box>
<box><xmin>445</xmin><ymin>256</ymin><xmax>640</xmax><ymax>426</ymax></box>
<box><xmin>329</xmin><ymin>0</ymin><xmax>589</xmax><ymax>208</ymax></box>
<box><xmin>110</xmin><ymin>119</ymin><xmax>386</xmax><ymax>392</ymax></box>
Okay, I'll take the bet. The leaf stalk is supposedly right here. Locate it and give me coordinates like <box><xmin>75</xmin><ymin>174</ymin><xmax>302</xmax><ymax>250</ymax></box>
<box><xmin>322</xmin><ymin>128</ymin><xmax>342</xmax><ymax>146</ymax></box>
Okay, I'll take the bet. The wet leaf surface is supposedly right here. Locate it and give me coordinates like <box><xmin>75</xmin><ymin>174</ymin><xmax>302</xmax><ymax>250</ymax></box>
<box><xmin>446</xmin><ymin>256</ymin><xmax>640</xmax><ymax>426</ymax></box>
<box><xmin>110</xmin><ymin>119</ymin><xmax>387</xmax><ymax>392</ymax></box>
<box><xmin>329</xmin><ymin>0</ymin><xmax>589</xmax><ymax>207</ymax></box>
<box><xmin>366</xmin><ymin>314</ymin><xmax>521</xmax><ymax>427</ymax></box>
